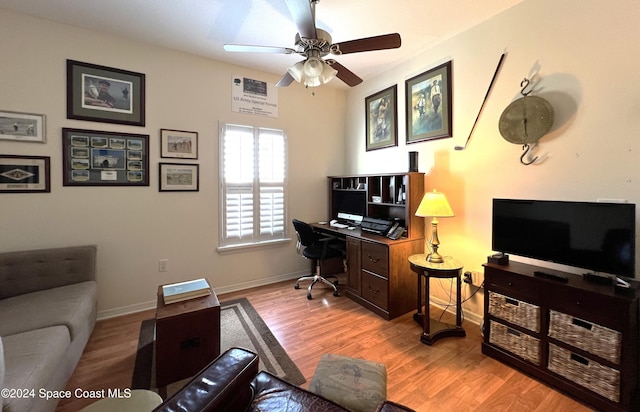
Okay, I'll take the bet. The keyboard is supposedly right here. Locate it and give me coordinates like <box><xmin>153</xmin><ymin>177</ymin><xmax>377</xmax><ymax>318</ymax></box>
<box><xmin>330</xmin><ymin>222</ymin><xmax>349</xmax><ymax>229</ymax></box>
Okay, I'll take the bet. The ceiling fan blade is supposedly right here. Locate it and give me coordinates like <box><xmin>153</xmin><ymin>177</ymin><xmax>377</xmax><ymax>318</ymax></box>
<box><xmin>326</xmin><ymin>59</ymin><xmax>363</xmax><ymax>87</ymax></box>
<box><xmin>224</xmin><ymin>44</ymin><xmax>296</xmax><ymax>54</ymax></box>
<box><xmin>275</xmin><ymin>72</ymin><xmax>295</xmax><ymax>87</ymax></box>
<box><xmin>332</xmin><ymin>33</ymin><xmax>401</xmax><ymax>55</ymax></box>
<box><xmin>284</xmin><ymin>0</ymin><xmax>317</xmax><ymax>39</ymax></box>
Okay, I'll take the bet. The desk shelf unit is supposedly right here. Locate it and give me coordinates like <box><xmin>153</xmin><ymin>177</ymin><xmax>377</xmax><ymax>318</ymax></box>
<box><xmin>327</xmin><ymin>172</ymin><xmax>425</xmax><ymax>320</ymax></box>
<box><xmin>329</xmin><ymin>172</ymin><xmax>424</xmax><ymax>240</ymax></box>
<box><xmin>482</xmin><ymin>261</ymin><xmax>639</xmax><ymax>411</ymax></box>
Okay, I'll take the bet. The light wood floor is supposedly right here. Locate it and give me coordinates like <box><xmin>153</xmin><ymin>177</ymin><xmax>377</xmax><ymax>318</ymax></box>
<box><xmin>56</xmin><ymin>280</ymin><xmax>593</xmax><ymax>411</ymax></box>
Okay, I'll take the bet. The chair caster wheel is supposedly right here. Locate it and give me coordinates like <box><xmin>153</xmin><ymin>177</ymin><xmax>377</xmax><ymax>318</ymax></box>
<box><xmin>307</xmin><ymin>293</ymin><xmax>313</xmax><ymax>300</ymax></box>
<box><xmin>294</xmin><ymin>284</ymin><xmax>300</xmax><ymax>289</ymax></box>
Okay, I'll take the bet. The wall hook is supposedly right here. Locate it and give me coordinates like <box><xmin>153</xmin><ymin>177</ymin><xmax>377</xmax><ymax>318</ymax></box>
<box><xmin>520</xmin><ymin>143</ymin><xmax>538</xmax><ymax>165</ymax></box>
<box><xmin>520</xmin><ymin>78</ymin><xmax>533</xmax><ymax>96</ymax></box>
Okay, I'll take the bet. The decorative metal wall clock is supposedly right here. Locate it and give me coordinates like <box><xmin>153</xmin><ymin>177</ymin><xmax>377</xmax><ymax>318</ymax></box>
<box><xmin>499</xmin><ymin>78</ymin><xmax>554</xmax><ymax>165</ymax></box>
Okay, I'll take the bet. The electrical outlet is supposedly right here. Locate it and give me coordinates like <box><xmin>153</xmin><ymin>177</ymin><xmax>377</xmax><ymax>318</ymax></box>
<box><xmin>159</xmin><ymin>259</ymin><xmax>168</xmax><ymax>272</ymax></box>
<box><xmin>471</xmin><ymin>271</ymin><xmax>484</xmax><ymax>286</ymax></box>
<box><xmin>463</xmin><ymin>271</ymin><xmax>472</xmax><ymax>284</ymax></box>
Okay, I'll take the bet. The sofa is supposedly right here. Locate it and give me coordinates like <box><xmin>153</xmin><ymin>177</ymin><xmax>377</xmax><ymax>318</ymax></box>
<box><xmin>153</xmin><ymin>347</ymin><xmax>415</xmax><ymax>412</ymax></box>
<box><xmin>0</xmin><ymin>245</ymin><xmax>98</xmax><ymax>412</ymax></box>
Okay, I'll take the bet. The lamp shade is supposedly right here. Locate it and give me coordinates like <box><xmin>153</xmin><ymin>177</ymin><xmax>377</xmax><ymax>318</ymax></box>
<box><xmin>415</xmin><ymin>190</ymin><xmax>454</xmax><ymax>217</ymax></box>
<box><xmin>303</xmin><ymin>57</ymin><xmax>324</xmax><ymax>77</ymax></box>
<box><xmin>320</xmin><ymin>62</ymin><xmax>338</xmax><ymax>83</ymax></box>
<box><xmin>287</xmin><ymin>61</ymin><xmax>304</xmax><ymax>82</ymax></box>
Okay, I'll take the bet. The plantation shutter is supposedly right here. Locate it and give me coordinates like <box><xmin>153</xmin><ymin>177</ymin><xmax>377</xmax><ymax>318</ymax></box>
<box><xmin>220</xmin><ymin>123</ymin><xmax>287</xmax><ymax>248</ymax></box>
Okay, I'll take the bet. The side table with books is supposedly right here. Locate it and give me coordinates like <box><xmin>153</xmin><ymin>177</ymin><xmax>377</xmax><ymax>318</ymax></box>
<box><xmin>155</xmin><ymin>279</ymin><xmax>221</xmax><ymax>387</ymax></box>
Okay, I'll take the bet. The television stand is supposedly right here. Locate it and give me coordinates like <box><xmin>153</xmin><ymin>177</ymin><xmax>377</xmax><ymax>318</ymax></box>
<box><xmin>483</xmin><ymin>261</ymin><xmax>639</xmax><ymax>412</ymax></box>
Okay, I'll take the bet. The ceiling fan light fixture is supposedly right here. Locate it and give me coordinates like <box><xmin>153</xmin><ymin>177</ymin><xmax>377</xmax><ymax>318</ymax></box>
<box><xmin>321</xmin><ymin>61</ymin><xmax>338</xmax><ymax>83</ymax></box>
<box><xmin>287</xmin><ymin>61</ymin><xmax>304</xmax><ymax>82</ymax></box>
<box><xmin>304</xmin><ymin>76</ymin><xmax>322</xmax><ymax>88</ymax></box>
<box><xmin>303</xmin><ymin>56</ymin><xmax>323</xmax><ymax>77</ymax></box>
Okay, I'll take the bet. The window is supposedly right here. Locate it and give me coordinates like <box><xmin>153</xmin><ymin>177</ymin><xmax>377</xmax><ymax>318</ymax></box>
<box><xmin>219</xmin><ymin>123</ymin><xmax>288</xmax><ymax>251</ymax></box>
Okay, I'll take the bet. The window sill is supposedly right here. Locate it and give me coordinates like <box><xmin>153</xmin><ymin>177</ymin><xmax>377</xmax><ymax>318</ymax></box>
<box><xmin>217</xmin><ymin>238</ymin><xmax>292</xmax><ymax>255</ymax></box>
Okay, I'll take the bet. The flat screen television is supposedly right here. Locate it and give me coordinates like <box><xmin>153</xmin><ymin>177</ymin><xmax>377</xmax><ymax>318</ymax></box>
<box><xmin>492</xmin><ymin>199</ymin><xmax>636</xmax><ymax>278</ymax></box>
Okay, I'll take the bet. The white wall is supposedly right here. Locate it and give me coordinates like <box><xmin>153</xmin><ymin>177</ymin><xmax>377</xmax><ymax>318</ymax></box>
<box><xmin>3</xmin><ymin>0</ymin><xmax>639</xmax><ymax>322</ymax></box>
<box><xmin>0</xmin><ymin>10</ymin><xmax>347</xmax><ymax>317</ymax></box>
<box><xmin>344</xmin><ymin>0</ymin><xmax>640</xmax><ymax>316</ymax></box>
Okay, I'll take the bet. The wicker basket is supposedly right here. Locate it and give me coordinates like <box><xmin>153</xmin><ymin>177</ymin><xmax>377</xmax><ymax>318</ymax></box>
<box><xmin>488</xmin><ymin>291</ymin><xmax>540</xmax><ymax>333</ymax></box>
<box><xmin>548</xmin><ymin>343</ymin><xmax>620</xmax><ymax>403</ymax></box>
<box><xmin>548</xmin><ymin>310</ymin><xmax>621</xmax><ymax>364</ymax></box>
<box><xmin>489</xmin><ymin>321</ymin><xmax>540</xmax><ymax>365</ymax></box>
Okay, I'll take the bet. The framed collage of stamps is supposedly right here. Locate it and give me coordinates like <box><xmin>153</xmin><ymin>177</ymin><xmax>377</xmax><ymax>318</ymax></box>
<box><xmin>62</xmin><ymin>128</ymin><xmax>149</xmax><ymax>186</ymax></box>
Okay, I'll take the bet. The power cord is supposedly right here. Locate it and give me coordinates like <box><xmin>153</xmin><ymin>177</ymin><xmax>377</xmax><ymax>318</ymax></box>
<box><xmin>434</xmin><ymin>277</ymin><xmax>485</xmax><ymax>325</ymax></box>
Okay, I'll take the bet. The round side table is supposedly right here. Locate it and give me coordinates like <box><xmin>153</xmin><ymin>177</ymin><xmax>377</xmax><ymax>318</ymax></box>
<box><xmin>408</xmin><ymin>254</ymin><xmax>466</xmax><ymax>345</ymax></box>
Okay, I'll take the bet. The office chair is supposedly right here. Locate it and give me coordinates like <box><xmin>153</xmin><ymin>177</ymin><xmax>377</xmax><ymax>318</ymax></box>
<box><xmin>292</xmin><ymin>219</ymin><xmax>345</xmax><ymax>300</ymax></box>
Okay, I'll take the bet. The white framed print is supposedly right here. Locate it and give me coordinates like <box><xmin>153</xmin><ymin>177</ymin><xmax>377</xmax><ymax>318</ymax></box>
<box><xmin>0</xmin><ymin>110</ymin><xmax>46</xmax><ymax>143</ymax></box>
<box><xmin>159</xmin><ymin>163</ymin><xmax>199</xmax><ymax>192</ymax></box>
<box><xmin>160</xmin><ymin>129</ymin><xmax>198</xmax><ymax>159</ymax></box>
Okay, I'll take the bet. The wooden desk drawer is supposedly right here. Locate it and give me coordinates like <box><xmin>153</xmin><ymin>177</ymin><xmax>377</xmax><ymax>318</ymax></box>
<box><xmin>362</xmin><ymin>270</ymin><xmax>388</xmax><ymax>310</ymax></box>
<box><xmin>486</xmin><ymin>268</ymin><xmax>540</xmax><ymax>301</ymax></box>
<box><xmin>361</xmin><ymin>241</ymin><xmax>388</xmax><ymax>277</ymax></box>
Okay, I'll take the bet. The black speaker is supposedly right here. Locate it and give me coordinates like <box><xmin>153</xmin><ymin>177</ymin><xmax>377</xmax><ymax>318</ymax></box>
<box><xmin>409</xmin><ymin>151</ymin><xmax>418</xmax><ymax>172</ymax></box>
<box><xmin>487</xmin><ymin>253</ymin><xmax>509</xmax><ymax>265</ymax></box>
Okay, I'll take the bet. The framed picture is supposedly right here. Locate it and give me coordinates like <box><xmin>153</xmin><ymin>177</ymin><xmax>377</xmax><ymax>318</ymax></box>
<box><xmin>365</xmin><ymin>85</ymin><xmax>397</xmax><ymax>151</ymax></box>
<box><xmin>405</xmin><ymin>61</ymin><xmax>452</xmax><ymax>144</ymax></box>
<box><xmin>159</xmin><ymin>163</ymin><xmax>199</xmax><ymax>192</ymax></box>
<box><xmin>66</xmin><ymin>60</ymin><xmax>145</xmax><ymax>126</ymax></box>
<box><xmin>62</xmin><ymin>128</ymin><xmax>149</xmax><ymax>186</ymax></box>
<box><xmin>160</xmin><ymin>129</ymin><xmax>198</xmax><ymax>159</ymax></box>
<box><xmin>0</xmin><ymin>110</ymin><xmax>46</xmax><ymax>143</ymax></box>
<box><xmin>0</xmin><ymin>155</ymin><xmax>50</xmax><ymax>193</ymax></box>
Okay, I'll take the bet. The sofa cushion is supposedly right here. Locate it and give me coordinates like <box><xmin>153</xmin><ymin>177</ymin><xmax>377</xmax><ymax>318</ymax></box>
<box><xmin>2</xmin><ymin>327</ymin><xmax>70</xmax><ymax>412</ymax></box>
<box><xmin>0</xmin><ymin>245</ymin><xmax>96</xmax><ymax>300</ymax></box>
<box><xmin>0</xmin><ymin>281</ymin><xmax>97</xmax><ymax>339</ymax></box>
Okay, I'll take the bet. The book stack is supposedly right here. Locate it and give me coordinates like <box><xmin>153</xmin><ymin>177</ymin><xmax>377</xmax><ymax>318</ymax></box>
<box><xmin>161</xmin><ymin>278</ymin><xmax>212</xmax><ymax>305</ymax></box>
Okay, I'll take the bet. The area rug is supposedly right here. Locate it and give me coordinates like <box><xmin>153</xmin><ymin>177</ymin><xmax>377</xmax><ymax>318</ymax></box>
<box><xmin>132</xmin><ymin>297</ymin><xmax>305</xmax><ymax>398</ymax></box>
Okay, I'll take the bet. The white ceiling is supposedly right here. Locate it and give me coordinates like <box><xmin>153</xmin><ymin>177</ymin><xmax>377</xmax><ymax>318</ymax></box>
<box><xmin>0</xmin><ymin>0</ymin><xmax>524</xmax><ymax>88</ymax></box>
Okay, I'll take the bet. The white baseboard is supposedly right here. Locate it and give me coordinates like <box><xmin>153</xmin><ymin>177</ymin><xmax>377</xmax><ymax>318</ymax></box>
<box><xmin>98</xmin><ymin>270</ymin><xmax>486</xmax><ymax>328</ymax></box>
<box><xmin>97</xmin><ymin>271</ymin><xmax>305</xmax><ymax>320</ymax></box>
<box><xmin>428</xmin><ymin>295</ymin><xmax>483</xmax><ymax>326</ymax></box>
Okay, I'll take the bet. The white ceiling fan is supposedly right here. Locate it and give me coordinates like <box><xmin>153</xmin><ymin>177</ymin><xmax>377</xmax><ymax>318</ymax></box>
<box><xmin>224</xmin><ymin>0</ymin><xmax>401</xmax><ymax>88</ymax></box>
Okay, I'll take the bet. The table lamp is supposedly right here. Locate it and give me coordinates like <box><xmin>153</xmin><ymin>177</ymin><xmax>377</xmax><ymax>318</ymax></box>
<box><xmin>415</xmin><ymin>190</ymin><xmax>454</xmax><ymax>263</ymax></box>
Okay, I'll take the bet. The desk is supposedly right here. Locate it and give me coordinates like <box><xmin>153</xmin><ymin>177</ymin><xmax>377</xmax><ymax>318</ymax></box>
<box><xmin>312</xmin><ymin>222</ymin><xmax>423</xmax><ymax>320</ymax></box>
<box><xmin>408</xmin><ymin>254</ymin><xmax>466</xmax><ymax>345</ymax></box>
